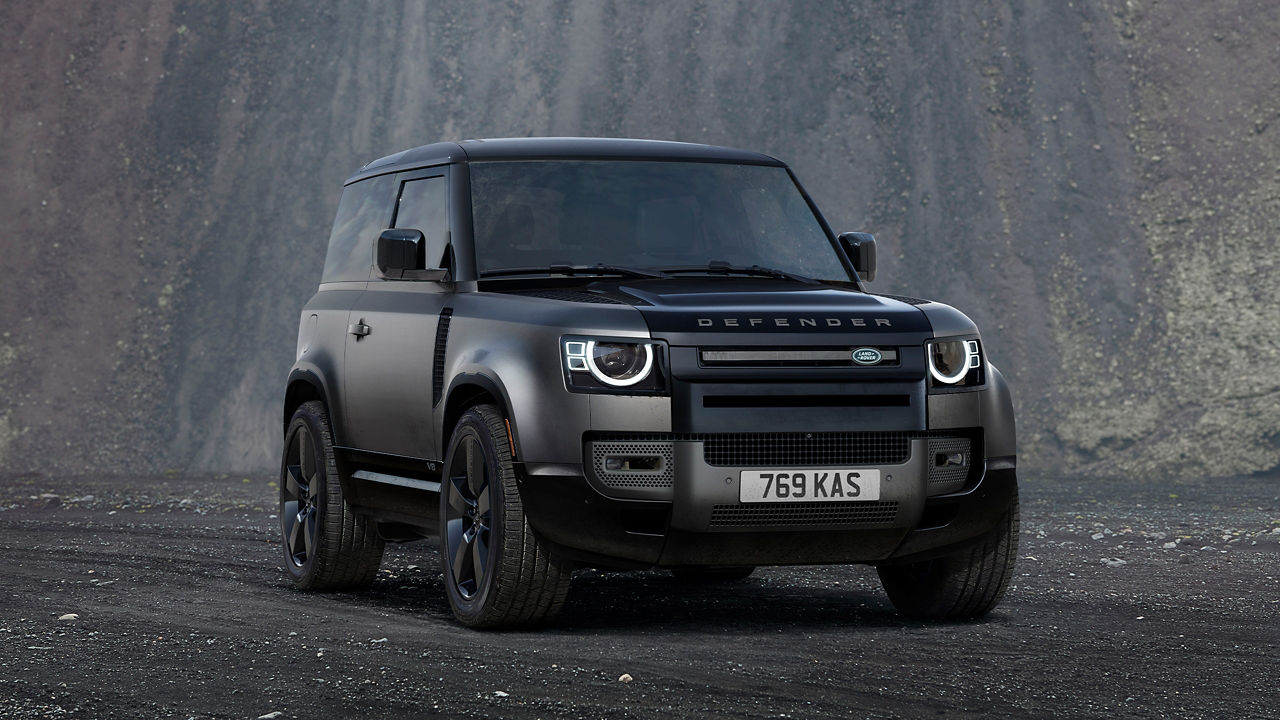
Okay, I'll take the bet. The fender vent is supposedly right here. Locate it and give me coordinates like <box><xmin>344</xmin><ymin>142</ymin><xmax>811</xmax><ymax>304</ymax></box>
<box><xmin>432</xmin><ymin>308</ymin><xmax>453</xmax><ymax>406</ymax></box>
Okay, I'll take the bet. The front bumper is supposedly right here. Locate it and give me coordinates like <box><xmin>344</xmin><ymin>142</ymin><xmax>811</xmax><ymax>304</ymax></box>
<box><xmin>517</xmin><ymin>432</ymin><xmax>1016</xmax><ymax>568</ymax></box>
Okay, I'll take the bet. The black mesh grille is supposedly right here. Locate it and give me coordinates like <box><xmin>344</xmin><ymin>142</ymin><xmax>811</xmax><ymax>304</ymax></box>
<box><xmin>587</xmin><ymin>431</ymin><xmax>979</xmax><ymax>470</ymax></box>
<box><xmin>431</xmin><ymin>308</ymin><xmax>453</xmax><ymax>406</ymax></box>
<box><xmin>509</xmin><ymin>289</ymin><xmax>625</xmax><ymax>304</ymax></box>
<box><xmin>926</xmin><ymin>436</ymin><xmax>972</xmax><ymax>493</ymax></box>
<box><xmin>709</xmin><ymin>501</ymin><xmax>899</xmax><ymax>528</ymax></box>
<box><xmin>589</xmin><ymin>440</ymin><xmax>675</xmax><ymax>489</ymax></box>
<box><xmin>701</xmin><ymin>432</ymin><xmax>910</xmax><ymax>467</ymax></box>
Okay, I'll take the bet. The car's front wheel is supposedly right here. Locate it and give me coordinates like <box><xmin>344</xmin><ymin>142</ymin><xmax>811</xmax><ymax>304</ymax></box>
<box><xmin>877</xmin><ymin>493</ymin><xmax>1020</xmax><ymax>620</ymax></box>
<box><xmin>280</xmin><ymin>400</ymin><xmax>384</xmax><ymax>590</ymax></box>
<box><xmin>439</xmin><ymin>404</ymin><xmax>572</xmax><ymax>629</ymax></box>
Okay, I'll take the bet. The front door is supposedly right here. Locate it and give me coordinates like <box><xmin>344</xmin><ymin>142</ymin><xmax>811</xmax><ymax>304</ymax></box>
<box><xmin>342</xmin><ymin>168</ymin><xmax>452</xmax><ymax>462</ymax></box>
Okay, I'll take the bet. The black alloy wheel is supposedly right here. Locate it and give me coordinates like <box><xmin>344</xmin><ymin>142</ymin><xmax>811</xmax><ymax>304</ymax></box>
<box><xmin>279</xmin><ymin>400</ymin><xmax>384</xmax><ymax>590</ymax></box>
<box><xmin>281</xmin><ymin>424</ymin><xmax>320</xmax><ymax>568</ymax></box>
<box><xmin>438</xmin><ymin>404</ymin><xmax>572</xmax><ymax>628</ymax></box>
<box><xmin>442</xmin><ymin>433</ymin><xmax>493</xmax><ymax>600</ymax></box>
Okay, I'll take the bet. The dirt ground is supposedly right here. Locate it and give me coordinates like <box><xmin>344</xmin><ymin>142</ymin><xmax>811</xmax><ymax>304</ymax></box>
<box><xmin>0</xmin><ymin>471</ymin><xmax>1276</xmax><ymax>719</ymax></box>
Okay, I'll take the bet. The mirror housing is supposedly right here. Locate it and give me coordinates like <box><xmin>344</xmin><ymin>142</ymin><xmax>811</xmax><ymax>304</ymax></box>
<box><xmin>838</xmin><ymin>231</ymin><xmax>877</xmax><ymax>282</ymax></box>
<box><xmin>376</xmin><ymin>228</ymin><xmax>449</xmax><ymax>281</ymax></box>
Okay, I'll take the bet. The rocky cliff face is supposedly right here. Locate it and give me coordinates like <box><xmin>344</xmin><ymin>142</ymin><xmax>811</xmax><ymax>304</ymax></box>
<box><xmin>1</xmin><ymin>1</ymin><xmax>1276</xmax><ymax>478</ymax></box>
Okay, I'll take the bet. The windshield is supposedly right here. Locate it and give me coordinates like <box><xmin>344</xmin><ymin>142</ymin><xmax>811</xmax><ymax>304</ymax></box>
<box><xmin>469</xmin><ymin>160</ymin><xmax>848</xmax><ymax>280</ymax></box>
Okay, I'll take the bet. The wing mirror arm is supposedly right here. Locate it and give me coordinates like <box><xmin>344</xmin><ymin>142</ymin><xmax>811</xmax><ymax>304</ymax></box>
<box><xmin>837</xmin><ymin>231</ymin><xmax>877</xmax><ymax>283</ymax></box>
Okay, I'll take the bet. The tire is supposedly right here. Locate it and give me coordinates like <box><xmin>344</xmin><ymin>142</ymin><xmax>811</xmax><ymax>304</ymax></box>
<box><xmin>669</xmin><ymin>566</ymin><xmax>756</xmax><ymax>583</ymax></box>
<box><xmin>280</xmin><ymin>400</ymin><xmax>384</xmax><ymax>590</ymax></box>
<box><xmin>877</xmin><ymin>493</ymin><xmax>1020</xmax><ymax>620</ymax></box>
<box><xmin>439</xmin><ymin>404</ymin><xmax>572</xmax><ymax>629</ymax></box>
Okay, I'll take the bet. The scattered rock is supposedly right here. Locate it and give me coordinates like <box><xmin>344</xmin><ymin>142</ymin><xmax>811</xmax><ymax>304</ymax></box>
<box><xmin>1090</xmin><ymin>532</ymin><xmax>1105</xmax><ymax>540</ymax></box>
<box><xmin>493</xmin><ymin>691</ymin><xmax>509</xmax><ymax>697</ymax></box>
<box><xmin>371</xmin><ymin>637</ymin><xmax>388</xmax><ymax>643</ymax></box>
<box><xmin>618</xmin><ymin>673</ymin><xmax>634</xmax><ymax>683</ymax></box>
<box><xmin>57</xmin><ymin>613</ymin><xmax>79</xmax><ymax>621</ymax></box>
<box><xmin>1102</xmin><ymin>558</ymin><xmax>1127</xmax><ymax>568</ymax></box>
<box><xmin>1198</xmin><ymin>546</ymin><xmax>1216</xmax><ymax>552</ymax></box>
<box><xmin>257</xmin><ymin>713</ymin><xmax>283</xmax><ymax>720</ymax></box>
<box><xmin>1161</xmin><ymin>542</ymin><xmax>1177</xmax><ymax>549</ymax></box>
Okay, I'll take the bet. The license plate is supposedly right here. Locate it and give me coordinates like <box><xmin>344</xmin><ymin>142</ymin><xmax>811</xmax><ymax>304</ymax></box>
<box><xmin>739</xmin><ymin>469</ymin><xmax>881</xmax><ymax>503</ymax></box>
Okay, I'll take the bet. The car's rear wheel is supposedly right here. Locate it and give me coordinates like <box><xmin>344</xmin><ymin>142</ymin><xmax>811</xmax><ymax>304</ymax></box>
<box><xmin>669</xmin><ymin>566</ymin><xmax>756</xmax><ymax>582</ymax></box>
<box><xmin>280</xmin><ymin>400</ymin><xmax>384</xmax><ymax>590</ymax></box>
<box><xmin>877</xmin><ymin>493</ymin><xmax>1020</xmax><ymax>619</ymax></box>
<box><xmin>439</xmin><ymin>404</ymin><xmax>572</xmax><ymax>629</ymax></box>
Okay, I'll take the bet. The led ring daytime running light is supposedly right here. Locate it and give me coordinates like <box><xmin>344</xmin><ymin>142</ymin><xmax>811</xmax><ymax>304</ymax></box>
<box><xmin>585</xmin><ymin>340</ymin><xmax>654</xmax><ymax>387</ymax></box>
<box><xmin>927</xmin><ymin>339</ymin><xmax>981</xmax><ymax>385</ymax></box>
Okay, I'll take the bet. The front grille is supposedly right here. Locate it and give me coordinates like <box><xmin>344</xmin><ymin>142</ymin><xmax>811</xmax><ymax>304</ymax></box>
<box><xmin>709</xmin><ymin>501</ymin><xmax>899</xmax><ymax>528</ymax></box>
<box><xmin>699</xmin><ymin>347</ymin><xmax>900</xmax><ymax>368</ymax></box>
<box><xmin>702</xmin><ymin>432</ymin><xmax>910</xmax><ymax>467</ymax></box>
<box><xmin>588</xmin><ymin>440</ymin><xmax>675</xmax><ymax>490</ymax></box>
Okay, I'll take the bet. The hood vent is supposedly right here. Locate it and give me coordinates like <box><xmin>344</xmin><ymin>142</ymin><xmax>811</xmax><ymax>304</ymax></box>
<box><xmin>509</xmin><ymin>289</ymin><xmax>625</xmax><ymax>305</ymax></box>
<box><xmin>871</xmin><ymin>292</ymin><xmax>930</xmax><ymax>306</ymax></box>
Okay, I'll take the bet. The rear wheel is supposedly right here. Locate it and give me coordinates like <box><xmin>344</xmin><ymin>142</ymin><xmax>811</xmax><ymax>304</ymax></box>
<box><xmin>669</xmin><ymin>566</ymin><xmax>756</xmax><ymax>583</ymax></box>
<box><xmin>877</xmin><ymin>493</ymin><xmax>1019</xmax><ymax>619</ymax></box>
<box><xmin>439</xmin><ymin>404</ymin><xmax>572</xmax><ymax>629</ymax></box>
<box><xmin>280</xmin><ymin>401</ymin><xmax>384</xmax><ymax>590</ymax></box>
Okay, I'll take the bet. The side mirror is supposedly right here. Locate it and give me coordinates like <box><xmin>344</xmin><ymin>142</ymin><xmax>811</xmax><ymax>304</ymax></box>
<box><xmin>838</xmin><ymin>231</ymin><xmax>877</xmax><ymax>282</ymax></box>
<box><xmin>376</xmin><ymin>228</ymin><xmax>449</xmax><ymax>281</ymax></box>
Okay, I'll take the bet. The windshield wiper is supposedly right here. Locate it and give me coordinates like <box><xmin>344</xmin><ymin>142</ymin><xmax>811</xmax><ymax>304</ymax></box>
<box><xmin>655</xmin><ymin>261</ymin><xmax>820</xmax><ymax>285</ymax></box>
<box><xmin>480</xmin><ymin>264</ymin><xmax>668</xmax><ymax>280</ymax></box>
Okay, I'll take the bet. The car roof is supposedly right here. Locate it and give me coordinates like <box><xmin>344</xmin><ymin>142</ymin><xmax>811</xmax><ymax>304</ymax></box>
<box><xmin>345</xmin><ymin>137</ymin><xmax>785</xmax><ymax>184</ymax></box>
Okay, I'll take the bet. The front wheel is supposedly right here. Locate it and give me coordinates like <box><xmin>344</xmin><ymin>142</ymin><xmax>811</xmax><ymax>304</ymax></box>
<box><xmin>439</xmin><ymin>404</ymin><xmax>572</xmax><ymax>629</ymax></box>
<box><xmin>877</xmin><ymin>493</ymin><xmax>1020</xmax><ymax>620</ymax></box>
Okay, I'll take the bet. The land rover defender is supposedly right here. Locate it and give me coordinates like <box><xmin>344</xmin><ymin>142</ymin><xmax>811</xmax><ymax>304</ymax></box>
<box><xmin>279</xmin><ymin>138</ymin><xmax>1018</xmax><ymax>628</ymax></box>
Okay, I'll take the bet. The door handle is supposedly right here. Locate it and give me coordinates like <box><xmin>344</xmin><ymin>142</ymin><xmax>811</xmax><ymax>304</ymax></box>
<box><xmin>348</xmin><ymin>320</ymin><xmax>371</xmax><ymax>338</ymax></box>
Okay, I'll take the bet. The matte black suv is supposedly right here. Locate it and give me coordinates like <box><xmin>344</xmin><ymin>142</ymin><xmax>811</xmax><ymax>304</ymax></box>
<box><xmin>279</xmin><ymin>137</ymin><xmax>1018</xmax><ymax>628</ymax></box>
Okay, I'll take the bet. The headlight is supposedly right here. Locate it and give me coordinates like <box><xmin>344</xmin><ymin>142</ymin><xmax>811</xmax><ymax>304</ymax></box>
<box><xmin>562</xmin><ymin>337</ymin><xmax>666</xmax><ymax>393</ymax></box>
<box><xmin>927</xmin><ymin>338</ymin><xmax>983</xmax><ymax>387</ymax></box>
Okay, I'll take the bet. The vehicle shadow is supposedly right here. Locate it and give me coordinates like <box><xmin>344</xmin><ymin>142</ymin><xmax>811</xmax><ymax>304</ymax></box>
<box><xmin>324</xmin><ymin>544</ymin><xmax>1005</xmax><ymax>633</ymax></box>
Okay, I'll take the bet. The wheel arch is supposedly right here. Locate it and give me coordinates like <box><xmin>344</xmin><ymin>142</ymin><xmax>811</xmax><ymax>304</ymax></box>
<box><xmin>284</xmin><ymin>368</ymin><xmax>337</xmax><ymax>438</ymax></box>
<box><xmin>442</xmin><ymin>373</ymin><xmax>519</xmax><ymax>459</ymax></box>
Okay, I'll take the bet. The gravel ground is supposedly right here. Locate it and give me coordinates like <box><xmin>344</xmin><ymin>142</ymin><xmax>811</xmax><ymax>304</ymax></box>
<box><xmin>0</xmin><ymin>472</ymin><xmax>1276</xmax><ymax>719</ymax></box>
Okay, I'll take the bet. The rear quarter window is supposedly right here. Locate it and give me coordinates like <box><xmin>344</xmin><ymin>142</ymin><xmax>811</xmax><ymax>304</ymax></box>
<box><xmin>321</xmin><ymin>174</ymin><xmax>396</xmax><ymax>283</ymax></box>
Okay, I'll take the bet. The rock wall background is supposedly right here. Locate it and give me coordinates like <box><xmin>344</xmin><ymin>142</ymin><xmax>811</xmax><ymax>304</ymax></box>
<box><xmin>1</xmin><ymin>0</ymin><xmax>1276</xmax><ymax>479</ymax></box>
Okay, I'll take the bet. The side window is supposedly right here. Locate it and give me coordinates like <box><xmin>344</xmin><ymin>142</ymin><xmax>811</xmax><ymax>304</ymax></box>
<box><xmin>393</xmin><ymin>175</ymin><xmax>449</xmax><ymax>268</ymax></box>
<box><xmin>321</xmin><ymin>174</ymin><xmax>395</xmax><ymax>282</ymax></box>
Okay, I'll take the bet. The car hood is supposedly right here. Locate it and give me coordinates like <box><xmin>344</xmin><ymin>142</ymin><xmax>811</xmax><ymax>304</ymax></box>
<box><xmin>598</xmin><ymin>277</ymin><xmax>935</xmax><ymax>345</ymax></box>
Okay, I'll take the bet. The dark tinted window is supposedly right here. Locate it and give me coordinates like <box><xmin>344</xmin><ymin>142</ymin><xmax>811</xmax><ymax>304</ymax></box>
<box><xmin>393</xmin><ymin>175</ymin><xmax>450</xmax><ymax>268</ymax></box>
<box><xmin>469</xmin><ymin>161</ymin><xmax>843</xmax><ymax>280</ymax></box>
<box><xmin>321</xmin><ymin>174</ymin><xmax>395</xmax><ymax>283</ymax></box>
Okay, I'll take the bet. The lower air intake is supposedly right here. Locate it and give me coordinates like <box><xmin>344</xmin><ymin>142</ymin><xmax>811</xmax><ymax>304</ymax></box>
<box><xmin>709</xmin><ymin>501</ymin><xmax>899</xmax><ymax>528</ymax></box>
